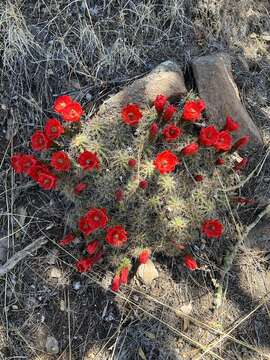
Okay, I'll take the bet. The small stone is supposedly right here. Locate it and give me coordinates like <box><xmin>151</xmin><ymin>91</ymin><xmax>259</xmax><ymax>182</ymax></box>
<box><xmin>72</xmin><ymin>281</ymin><xmax>81</xmax><ymax>290</ymax></box>
<box><xmin>45</xmin><ymin>336</ymin><xmax>59</xmax><ymax>354</ymax></box>
<box><xmin>49</xmin><ymin>267</ymin><xmax>62</xmax><ymax>279</ymax></box>
<box><xmin>137</xmin><ymin>260</ymin><xmax>159</xmax><ymax>285</ymax></box>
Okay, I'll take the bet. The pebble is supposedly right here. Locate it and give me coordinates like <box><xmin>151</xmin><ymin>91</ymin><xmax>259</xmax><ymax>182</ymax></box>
<box><xmin>73</xmin><ymin>281</ymin><xmax>81</xmax><ymax>290</ymax></box>
<box><xmin>45</xmin><ymin>336</ymin><xmax>59</xmax><ymax>354</ymax></box>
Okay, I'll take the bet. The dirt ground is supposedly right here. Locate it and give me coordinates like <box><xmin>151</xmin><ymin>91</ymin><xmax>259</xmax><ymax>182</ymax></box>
<box><xmin>0</xmin><ymin>0</ymin><xmax>270</xmax><ymax>359</ymax></box>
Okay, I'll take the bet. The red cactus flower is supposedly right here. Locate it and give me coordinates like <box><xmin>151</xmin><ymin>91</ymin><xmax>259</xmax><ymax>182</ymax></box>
<box><xmin>194</xmin><ymin>175</ymin><xmax>204</xmax><ymax>182</ymax></box>
<box><xmin>233</xmin><ymin>158</ymin><xmax>248</xmax><ymax>171</ymax></box>
<box><xmin>163</xmin><ymin>104</ymin><xmax>177</xmax><ymax>121</ymax></box>
<box><xmin>76</xmin><ymin>258</ymin><xmax>92</xmax><ymax>273</ymax></box>
<box><xmin>181</xmin><ymin>143</ymin><xmax>199</xmax><ymax>156</ymax></box>
<box><xmin>121</xmin><ymin>104</ymin><xmax>142</xmax><ymax>126</ymax></box>
<box><xmin>11</xmin><ymin>154</ymin><xmax>37</xmax><ymax>175</ymax></box>
<box><xmin>77</xmin><ymin>151</ymin><xmax>100</xmax><ymax>171</ymax></box>
<box><xmin>53</xmin><ymin>95</ymin><xmax>72</xmax><ymax>113</ymax></box>
<box><xmin>162</xmin><ymin>124</ymin><xmax>181</xmax><ymax>142</ymax></box>
<box><xmin>78</xmin><ymin>215</ymin><xmax>94</xmax><ymax>237</ymax></box>
<box><xmin>214</xmin><ymin>131</ymin><xmax>232</xmax><ymax>152</ymax></box>
<box><xmin>154</xmin><ymin>150</ymin><xmax>179</xmax><ymax>174</ymax></box>
<box><xmin>115</xmin><ymin>188</ymin><xmax>124</xmax><ymax>202</ymax></box>
<box><xmin>223</xmin><ymin>116</ymin><xmax>239</xmax><ymax>132</ymax></box>
<box><xmin>59</xmin><ymin>233</ymin><xmax>75</xmax><ymax>246</ymax></box>
<box><xmin>128</xmin><ymin>158</ymin><xmax>137</xmax><ymax>168</ymax></box>
<box><xmin>139</xmin><ymin>180</ymin><xmax>148</xmax><ymax>189</ymax></box>
<box><xmin>86</xmin><ymin>208</ymin><xmax>108</xmax><ymax>231</ymax></box>
<box><xmin>199</xmin><ymin>126</ymin><xmax>219</xmax><ymax>147</ymax></box>
<box><xmin>29</xmin><ymin>162</ymin><xmax>50</xmax><ymax>181</ymax></box>
<box><xmin>31</xmin><ymin>130</ymin><xmax>52</xmax><ymax>151</ymax></box>
<box><xmin>61</xmin><ymin>101</ymin><xmax>84</xmax><ymax>122</ymax></box>
<box><xmin>183</xmin><ymin>254</ymin><xmax>198</xmax><ymax>270</ymax></box>
<box><xmin>50</xmin><ymin>151</ymin><xmax>71</xmax><ymax>172</ymax></box>
<box><xmin>37</xmin><ymin>172</ymin><xmax>57</xmax><ymax>190</ymax></box>
<box><xmin>202</xmin><ymin>219</ymin><xmax>224</xmax><ymax>239</ymax></box>
<box><xmin>139</xmin><ymin>249</ymin><xmax>150</xmax><ymax>264</ymax></box>
<box><xmin>216</xmin><ymin>157</ymin><xmax>225</xmax><ymax>166</ymax></box>
<box><xmin>86</xmin><ymin>240</ymin><xmax>100</xmax><ymax>255</ymax></box>
<box><xmin>106</xmin><ymin>225</ymin><xmax>128</xmax><ymax>247</ymax></box>
<box><xmin>11</xmin><ymin>154</ymin><xmax>24</xmax><ymax>174</ymax></box>
<box><xmin>182</xmin><ymin>99</ymin><xmax>205</xmax><ymax>122</ymax></box>
<box><xmin>44</xmin><ymin>118</ymin><xmax>64</xmax><ymax>140</ymax></box>
<box><xmin>231</xmin><ymin>135</ymin><xmax>250</xmax><ymax>152</ymax></box>
<box><xmin>120</xmin><ymin>266</ymin><xmax>129</xmax><ymax>284</ymax></box>
<box><xmin>149</xmin><ymin>122</ymin><xmax>159</xmax><ymax>137</ymax></box>
<box><xmin>154</xmin><ymin>95</ymin><xmax>167</xmax><ymax>112</ymax></box>
<box><xmin>74</xmin><ymin>182</ymin><xmax>88</xmax><ymax>194</ymax></box>
<box><xmin>111</xmin><ymin>274</ymin><xmax>121</xmax><ymax>292</ymax></box>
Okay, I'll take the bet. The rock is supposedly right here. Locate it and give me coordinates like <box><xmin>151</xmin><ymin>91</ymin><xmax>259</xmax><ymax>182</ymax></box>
<box><xmin>45</xmin><ymin>336</ymin><xmax>59</xmax><ymax>354</ymax></box>
<box><xmin>246</xmin><ymin>218</ymin><xmax>270</xmax><ymax>251</ymax></box>
<box><xmin>192</xmin><ymin>53</ymin><xmax>263</xmax><ymax>152</ymax></box>
<box><xmin>72</xmin><ymin>281</ymin><xmax>81</xmax><ymax>290</ymax></box>
<box><xmin>137</xmin><ymin>260</ymin><xmax>159</xmax><ymax>285</ymax></box>
<box><xmin>48</xmin><ymin>267</ymin><xmax>62</xmax><ymax>279</ymax></box>
<box><xmin>99</xmin><ymin>61</ymin><xmax>187</xmax><ymax>116</ymax></box>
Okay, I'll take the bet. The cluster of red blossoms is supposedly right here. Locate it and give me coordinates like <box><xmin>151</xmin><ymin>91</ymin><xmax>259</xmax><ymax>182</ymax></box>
<box><xmin>121</xmin><ymin>96</ymin><xmax>249</xmax><ymax>176</ymax></box>
<box><xmin>11</xmin><ymin>96</ymin><xmax>101</xmax><ymax>190</ymax></box>
<box><xmin>11</xmin><ymin>92</ymin><xmax>250</xmax><ymax>291</ymax></box>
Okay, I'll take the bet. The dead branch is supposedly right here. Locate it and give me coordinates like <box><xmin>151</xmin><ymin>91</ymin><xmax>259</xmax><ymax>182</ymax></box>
<box><xmin>0</xmin><ymin>236</ymin><xmax>48</xmax><ymax>277</ymax></box>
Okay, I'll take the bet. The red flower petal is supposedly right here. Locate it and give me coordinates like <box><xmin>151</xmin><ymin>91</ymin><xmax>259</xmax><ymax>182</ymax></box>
<box><xmin>181</xmin><ymin>143</ymin><xmax>199</xmax><ymax>156</ymax></box>
<box><xmin>74</xmin><ymin>182</ymin><xmax>88</xmax><ymax>194</ymax></box>
<box><xmin>182</xmin><ymin>100</ymin><xmax>205</xmax><ymax>122</ymax></box>
<box><xmin>120</xmin><ymin>267</ymin><xmax>129</xmax><ymax>284</ymax></box>
<box><xmin>106</xmin><ymin>225</ymin><xmax>128</xmax><ymax>247</ymax></box>
<box><xmin>154</xmin><ymin>95</ymin><xmax>167</xmax><ymax>112</ymax></box>
<box><xmin>199</xmin><ymin>126</ymin><xmax>219</xmax><ymax>147</ymax></box>
<box><xmin>128</xmin><ymin>158</ymin><xmax>137</xmax><ymax>168</ymax></box>
<box><xmin>202</xmin><ymin>219</ymin><xmax>224</xmax><ymax>239</ymax></box>
<box><xmin>77</xmin><ymin>151</ymin><xmax>100</xmax><ymax>171</ymax></box>
<box><xmin>138</xmin><ymin>249</ymin><xmax>150</xmax><ymax>264</ymax></box>
<box><xmin>31</xmin><ymin>131</ymin><xmax>52</xmax><ymax>151</ymax></box>
<box><xmin>44</xmin><ymin>118</ymin><xmax>64</xmax><ymax>140</ymax></box>
<box><xmin>162</xmin><ymin>124</ymin><xmax>181</xmax><ymax>142</ymax></box>
<box><xmin>183</xmin><ymin>254</ymin><xmax>198</xmax><ymax>270</ymax></box>
<box><xmin>61</xmin><ymin>101</ymin><xmax>84</xmax><ymax>122</ymax></box>
<box><xmin>214</xmin><ymin>131</ymin><xmax>232</xmax><ymax>152</ymax></box>
<box><xmin>111</xmin><ymin>274</ymin><xmax>121</xmax><ymax>292</ymax></box>
<box><xmin>163</xmin><ymin>104</ymin><xmax>177</xmax><ymax>121</ymax></box>
<box><xmin>53</xmin><ymin>95</ymin><xmax>72</xmax><ymax>113</ymax></box>
<box><xmin>59</xmin><ymin>233</ymin><xmax>75</xmax><ymax>246</ymax></box>
<box><xmin>149</xmin><ymin>122</ymin><xmax>159</xmax><ymax>137</ymax></box>
<box><xmin>37</xmin><ymin>172</ymin><xmax>57</xmax><ymax>190</ymax></box>
<box><xmin>223</xmin><ymin>116</ymin><xmax>239</xmax><ymax>132</ymax></box>
<box><xmin>51</xmin><ymin>151</ymin><xmax>71</xmax><ymax>172</ymax></box>
<box><xmin>154</xmin><ymin>150</ymin><xmax>179</xmax><ymax>174</ymax></box>
<box><xmin>121</xmin><ymin>104</ymin><xmax>142</xmax><ymax>126</ymax></box>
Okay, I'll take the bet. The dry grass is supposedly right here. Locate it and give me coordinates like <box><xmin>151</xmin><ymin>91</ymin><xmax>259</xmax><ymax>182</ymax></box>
<box><xmin>0</xmin><ymin>0</ymin><xmax>270</xmax><ymax>359</ymax></box>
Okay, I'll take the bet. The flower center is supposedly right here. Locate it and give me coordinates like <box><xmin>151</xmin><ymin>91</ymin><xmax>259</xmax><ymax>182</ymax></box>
<box><xmin>113</xmin><ymin>233</ymin><xmax>119</xmax><ymax>240</ymax></box>
<box><xmin>94</xmin><ymin>216</ymin><xmax>100</xmax><ymax>222</ymax></box>
<box><xmin>161</xmin><ymin>160</ymin><xmax>168</xmax><ymax>166</ymax></box>
<box><xmin>51</xmin><ymin>126</ymin><xmax>57</xmax><ymax>133</ymax></box>
<box><xmin>128</xmin><ymin>113</ymin><xmax>135</xmax><ymax>120</ymax></box>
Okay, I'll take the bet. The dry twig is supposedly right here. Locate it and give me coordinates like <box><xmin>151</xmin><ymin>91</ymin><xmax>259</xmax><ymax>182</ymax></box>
<box><xmin>0</xmin><ymin>236</ymin><xmax>48</xmax><ymax>277</ymax></box>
